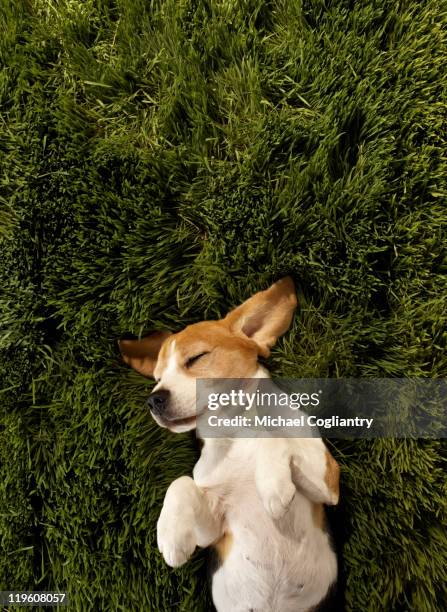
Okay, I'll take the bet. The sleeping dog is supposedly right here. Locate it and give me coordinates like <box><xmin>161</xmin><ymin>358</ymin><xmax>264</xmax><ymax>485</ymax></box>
<box><xmin>120</xmin><ymin>278</ymin><xmax>339</xmax><ymax>611</ymax></box>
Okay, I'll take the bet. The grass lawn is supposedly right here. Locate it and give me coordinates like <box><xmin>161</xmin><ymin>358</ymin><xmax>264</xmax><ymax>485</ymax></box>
<box><xmin>1</xmin><ymin>1</ymin><xmax>446</xmax><ymax>610</ymax></box>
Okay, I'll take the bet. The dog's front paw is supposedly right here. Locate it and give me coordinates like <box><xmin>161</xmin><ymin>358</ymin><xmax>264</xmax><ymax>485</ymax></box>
<box><xmin>257</xmin><ymin>476</ymin><xmax>296</xmax><ymax>520</ymax></box>
<box><xmin>157</xmin><ymin>512</ymin><xmax>196</xmax><ymax>568</ymax></box>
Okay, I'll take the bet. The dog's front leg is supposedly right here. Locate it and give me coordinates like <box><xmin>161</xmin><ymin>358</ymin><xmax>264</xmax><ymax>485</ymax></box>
<box><xmin>255</xmin><ymin>438</ymin><xmax>339</xmax><ymax>520</ymax></box>
<box><xmin>255</xmin><ymin>438</ymin><xmax>297</xmax><ymax>519</ymax></box>
<box><xmin>157</xmin><ymin>476</ymin><xmax>221</xmax><ymax>567</ymax></box>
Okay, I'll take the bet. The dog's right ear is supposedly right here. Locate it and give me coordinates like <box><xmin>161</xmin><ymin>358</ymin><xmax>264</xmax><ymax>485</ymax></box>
<box><xmin>118</xmin><ymin>331</ymin><xmax>171</xmax><ymax>377</ymax></box>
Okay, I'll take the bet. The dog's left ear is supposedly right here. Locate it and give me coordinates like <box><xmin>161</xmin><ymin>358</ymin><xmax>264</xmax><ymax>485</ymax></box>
<box><xmin>224</xmin><ymin>277</ymin><xmax>297</xmax><ymax>357</ymax></box>
<box><xmin>118</xmin><ymin>331</ymin><xmax>171</xmax><ymax>377</ymax></box>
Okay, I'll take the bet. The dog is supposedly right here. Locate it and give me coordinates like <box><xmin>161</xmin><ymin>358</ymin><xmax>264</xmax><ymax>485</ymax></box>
<box><xmin>119</xmin><ymin>278</ymin><xmax>339</xmax><ymax>612</ymax></box>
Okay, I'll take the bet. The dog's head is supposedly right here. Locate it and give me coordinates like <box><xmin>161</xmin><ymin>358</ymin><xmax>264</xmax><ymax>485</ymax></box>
<box><xmin>119</xmin><ymin>277</ymin><xmax>297</xmax><ymax>432</ymax></box>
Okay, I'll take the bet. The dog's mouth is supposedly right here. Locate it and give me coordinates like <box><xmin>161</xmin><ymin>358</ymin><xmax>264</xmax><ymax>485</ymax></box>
<box><xmin>167</xmin><ymin>414</ymin><xmax>196</xmax><ymax>426</ymax></box>
<box><xmin>153</xmin><ymin>411</ymin><xmax>204</xmax><ymax>433</ymax></box>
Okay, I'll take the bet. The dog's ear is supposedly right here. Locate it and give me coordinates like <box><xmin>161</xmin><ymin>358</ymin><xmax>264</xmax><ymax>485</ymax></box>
<box><xmin>118</xmin><ymin>331</ymin><xmax>171</xmax><ymax>377</ymax></box>
<box><xmin>223</xmin><ymin>277</ymin><xmax>297</xmax><ymax>357</ymax></box>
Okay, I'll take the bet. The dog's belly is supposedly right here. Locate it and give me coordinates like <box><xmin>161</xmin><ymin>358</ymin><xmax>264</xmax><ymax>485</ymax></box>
<box><xmin>208</xmin><ymin>484</ymin><xmax>337</xmax><ymax>612</ymax></box>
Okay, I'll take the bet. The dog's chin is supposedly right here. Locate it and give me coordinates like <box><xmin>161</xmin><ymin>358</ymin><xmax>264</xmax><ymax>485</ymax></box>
<box><xmin>166</xmin><ymin>416</ymin><xmax>197</xmax><ymax>433</ymax></box>
<box><xmin>152</xmin><ymin>413</ymin><xmax>197</xmax><ymax>433</ymax></box>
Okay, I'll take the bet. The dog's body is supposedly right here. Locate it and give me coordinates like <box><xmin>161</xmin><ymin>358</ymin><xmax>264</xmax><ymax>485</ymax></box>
<box><xmin>120</xmin><ymin>278</ymin><xmax>339</xmax><ymax>612</ymax></box>
<box><xmin>195</xmin><ymin>438</ymin><xmax>337</xmax><ymax>611</ymax></box>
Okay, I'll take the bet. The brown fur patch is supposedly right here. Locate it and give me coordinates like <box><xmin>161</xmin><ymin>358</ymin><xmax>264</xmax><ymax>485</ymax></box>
<box><xmin>214</xmin><ymin>531</ymin><xmax>233</xmax><ymax>562</ymax></box>
<box><xmin>168</xmin><ymin>320</ymin><xmax>260</xmax><ymax>378</ymax></box>
<box><xmin>311</xmin><ymin>502</ymin><xmax>326</xmax><ymax>529</ymax></box>
<box><xmin>324</xmin><ymin>451</ymin><xmax>340</xmax><ymax>504</ymax></box>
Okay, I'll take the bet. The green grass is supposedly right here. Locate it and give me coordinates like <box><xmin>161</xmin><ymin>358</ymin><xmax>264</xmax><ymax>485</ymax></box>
<box><xmin>1</xmin><ymin>1</ymin><xmax>446</xmax><ymax>610</ymax></box>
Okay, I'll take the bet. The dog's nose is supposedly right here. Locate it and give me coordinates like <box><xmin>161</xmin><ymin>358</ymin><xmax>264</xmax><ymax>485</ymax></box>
<box><xmin>146</xmin><ymin>389</ymin><xmax>170</xmax><ymax>415</ymax></box>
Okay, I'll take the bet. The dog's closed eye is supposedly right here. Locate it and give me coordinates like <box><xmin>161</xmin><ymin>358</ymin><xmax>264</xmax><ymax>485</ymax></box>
<box><xmin>185</xmin><ymin>352</ymin><xmax>210</xmax><ymax>368</ymax></box>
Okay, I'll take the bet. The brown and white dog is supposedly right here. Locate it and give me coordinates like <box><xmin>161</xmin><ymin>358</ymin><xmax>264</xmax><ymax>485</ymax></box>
<box><xmin>119</xmin><ymin>278</ymin><xmax>339</xmax><ymax>612</ymax></box>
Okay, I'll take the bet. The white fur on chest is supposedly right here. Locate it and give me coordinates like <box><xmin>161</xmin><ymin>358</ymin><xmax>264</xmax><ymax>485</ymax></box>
<box><xmin>193</xmin><ymin>438</ymin><xmax>337</xmax><ymax>612</ymax></box>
